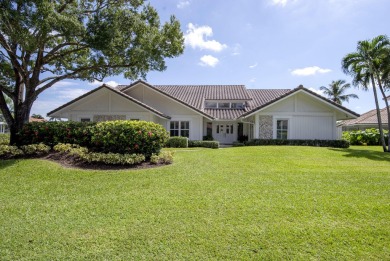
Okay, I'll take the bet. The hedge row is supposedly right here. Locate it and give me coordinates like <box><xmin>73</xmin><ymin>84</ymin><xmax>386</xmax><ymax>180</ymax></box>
<box><xmin>18</xmin><ymin>120</ymin><xmax>169</xmax><ymax>157</ymax></box>
<box><xmin>166</xmin><ymin>136</ymin><xmax>188</xmax><ymax>148</ymax></box>
<box><xmin>0</xmin><ymin>143</ymin><xmax>51</xmax><ymax>159</ymax></box>
<box><xmin>342</xmin><ymin>128</ymin><xmax>389</xmax><ymax>145</ymax></box>
<box><xmin>0</xmin><ymin>134</ymin><xmax>9</xmax><ymax>145</ymax></box>
<box><xmin>188</xmin><ymin>140</ymin><xmax>219</xmax><ymax>149</ymax></box>
<box><xmin>245</xmin><ymin>139</ymin><xmax>350</xmax><ymax>148</ymax></box>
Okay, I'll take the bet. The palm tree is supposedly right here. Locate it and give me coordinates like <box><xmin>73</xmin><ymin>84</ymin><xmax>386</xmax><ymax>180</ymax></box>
<box><xmin>342</xmin><ymin>35</ymin><xmax>390</xmax><ymax>152</ymax></box>
<box><xmin>320</xmin><ymin>80</ymin><xmax>358</xmax><ymax>105</ymax></box>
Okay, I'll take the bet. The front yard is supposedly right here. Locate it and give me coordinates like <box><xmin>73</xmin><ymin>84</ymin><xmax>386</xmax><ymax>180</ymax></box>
<box><xmin>0</xmin><ymin>146</ymin><xmax>389</xmax><ymax>260</ymax></box>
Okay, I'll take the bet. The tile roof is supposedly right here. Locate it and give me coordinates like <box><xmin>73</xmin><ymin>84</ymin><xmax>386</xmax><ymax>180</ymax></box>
<box><xmin>247</xmin><ymin>89</ymin><xmax>291</xmax><ymax>108</ymax></box>
<box><xmin>340</xmin><ymin>107</ymin><xmax>389</xmax><ymax>126</ymax></box>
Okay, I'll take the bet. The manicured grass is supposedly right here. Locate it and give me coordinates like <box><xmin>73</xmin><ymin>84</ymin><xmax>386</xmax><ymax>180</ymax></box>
<box><xmin>0</xmin><ymin>146</ymin><xmax>389</xmax><ymax>260</ymax></box>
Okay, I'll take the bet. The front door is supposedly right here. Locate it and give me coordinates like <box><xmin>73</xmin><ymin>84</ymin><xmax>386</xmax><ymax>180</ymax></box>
<box><xmin>214</xmin><ymin>122</ymin><xmax>236</xmax><ymax>144</ymax></box>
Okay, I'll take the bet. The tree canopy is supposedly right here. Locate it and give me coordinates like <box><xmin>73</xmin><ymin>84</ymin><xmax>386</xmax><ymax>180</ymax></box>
<box><xmin>320</xmin><ymin>80</ymin><xmax>358</xmax><ymax>105</ymax></box>
<box><xmin>0</xmin><ymin>0</ymin><xmax>184</xmax><ymax>144</ymax></box>
<box><xmin>342</xmin><ymin>35</ymin><xmax>390</xmax><ymax>152</ymax></box>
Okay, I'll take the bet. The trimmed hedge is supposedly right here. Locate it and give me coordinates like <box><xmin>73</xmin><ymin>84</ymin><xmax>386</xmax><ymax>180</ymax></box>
<box><xmin>17</xmin><ymin>120</ymin><xmax>169</xmax><ymax>158</ymax></box>
<box><xmin>0</xmin><ymin>143</ymin><xmax>51</xmax><ymax>159</ymax></box>
<box><xmin>245</xmin><ymin>139</ymin><xmax>349</xmax><ymax>148</ymax></box>
<box><xmin>188</xmin><ymin>140</ymin><xmax>219</xmax><ymax>149</ymax></box>
<box><xmin>18</xmin><ymin>121</ymin><xmax>95</xmax><ymax>147</ymax></box>
<box><xmin>166</xmin><ymin>136</ymin><xmax>188</xmax><ymax>148</ymax></box>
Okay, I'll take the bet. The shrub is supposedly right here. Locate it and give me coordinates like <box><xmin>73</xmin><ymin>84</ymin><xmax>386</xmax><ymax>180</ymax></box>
<box><xmin>0</xmin><ymin>134</ymin><xmax>10</xmax><ymax>145</ymax></box>
<box><xmin>89</xmin><ymin>120</ymin><xmax>169</xmax><ymax>157</ymax></box>
<box><xmin>237</xmin><ymin>135</ymin><xmax>248</xmax><ymax>143</ymax></box>
<box><xmin>188</xmin><ymin>140</ymin><xmax>219</xmax><ymax>149</ymax></box>
<box><xmin>245</xmin><ymin>139</ymin><xmax>349</xmax><ymax>148</ymax></box>
<box><xmin>18</xmin><ymin>121</ymin><xmax>95</xmax><ymax>147</ymax></box>
<box><xmin>150</xmin><ymin>151</ymin><xmax>174</xmax><ymax>164</ymax></box>
<box><xmin>20</xmin><ymin>143</ymin><xmax>51</xmax><ymax>156</ymax></box>
<box><xmin>232</xmin><ymin>141</ymin><xmax>245</xmax><ymax>147</ymax></box>
<box><xmin>0</xmin><ymin>145</ymin><xmax>24</xmax><ymax>158</ymax></box>
<box><xmin>343</xmin><ymin>128</ymin><xmax>389</xmax><ymax>145</ymax></box>
<box><xmin>166</xmin><ymin>136</ymin><xmax>188</xmax><ymax>148</ymax></box>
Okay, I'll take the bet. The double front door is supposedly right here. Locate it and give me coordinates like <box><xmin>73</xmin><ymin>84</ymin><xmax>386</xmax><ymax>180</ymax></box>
<box><xmin>214</xmin><ymin>122</ymin><xmax>236</xmax><ymax>144</ymax></box>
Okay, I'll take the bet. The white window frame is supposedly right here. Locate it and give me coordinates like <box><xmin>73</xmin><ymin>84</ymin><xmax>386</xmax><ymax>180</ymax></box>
<box><xmin>273</xmin><ymin>117</ymin><xmax>291</xmax><ymax>139</ymax></box>
<box><xmin>170</xmin><ymin>120</ymin><xmax>190</xmax><ymax>138</ymax></box>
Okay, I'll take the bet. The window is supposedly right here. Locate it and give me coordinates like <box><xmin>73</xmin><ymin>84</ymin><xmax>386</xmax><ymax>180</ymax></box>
<box><xmin>205</xmin><ymin>101</ymin><xmax>217</xmax><ymax>108</ymax></box>
<box><xmin>218</xmin><ymin>102</ymin><xmax>230</xmax><ymax>109</ymax></box>
<box><xmin>170</xmin><ymin>121</ymin><xmax>190</xmax><ymax>138</ymax></box>
<box><xmin>206</xmin><ymin>122</ymin><xmax>212</xmax><ymax>136</ymax></box>
<box><xmin>231</xmin><ymin>103</ymin><xmax>245</xmax><ymax>109</ymax></box>
<box><xmin>80</xmin><ymin>118</ymin><xmax>91</xmax><ymax>122</ymax></box>
<box><xmin>276</xmin><ymin>120</ymin><xmax>288</xmax><ymax>139</ymax></box>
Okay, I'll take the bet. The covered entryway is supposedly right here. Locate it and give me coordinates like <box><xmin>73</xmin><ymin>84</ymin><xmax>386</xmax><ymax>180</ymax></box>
<box><xmin>213</xmin><ymin>122</ymin><xmax>237</xmax><ymax>144</ymax></box>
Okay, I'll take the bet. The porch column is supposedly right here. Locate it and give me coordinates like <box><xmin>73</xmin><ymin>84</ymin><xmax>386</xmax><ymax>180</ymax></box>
<box><xmin>254</xmin><ymin>114</ymin><xmax>260</xmax><ymax>139</ymax></box>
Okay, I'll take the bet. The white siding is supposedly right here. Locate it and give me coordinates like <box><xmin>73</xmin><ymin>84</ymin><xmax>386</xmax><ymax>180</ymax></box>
<box><xmin>290</xmin><ymin>116</ymin><xmax>334</xmax><ymax>140</ymax></box>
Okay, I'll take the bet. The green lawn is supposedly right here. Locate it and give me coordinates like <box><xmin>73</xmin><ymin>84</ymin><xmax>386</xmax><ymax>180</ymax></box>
<box><xmin>0</xmin><ymin>146</ymin><xmax>389</xmax><ymax>260</ymax></box>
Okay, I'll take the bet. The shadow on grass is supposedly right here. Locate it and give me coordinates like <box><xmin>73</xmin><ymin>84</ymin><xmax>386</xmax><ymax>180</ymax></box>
<box><xmin>329</xmin><ymin>147</ymin><xmax>390</xmax><ymax>162</ymax></box>
<box><xmin>0</xmin><ymin>159</ymin><xmax>17</xmax><ymax>170</ymax></box>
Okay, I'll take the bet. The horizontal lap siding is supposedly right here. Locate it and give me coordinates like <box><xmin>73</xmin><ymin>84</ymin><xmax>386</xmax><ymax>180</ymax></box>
<box><xmin>291</xmin><ymin>116</ymin><xmax>333</xmax><ymax>140</ymax></box>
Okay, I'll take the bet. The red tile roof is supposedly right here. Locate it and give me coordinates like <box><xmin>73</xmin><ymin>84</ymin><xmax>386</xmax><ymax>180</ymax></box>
<box><xmin>341</xmin><ymin>107</ymin><xmax>389</xmax><ymax>126</ymax></box>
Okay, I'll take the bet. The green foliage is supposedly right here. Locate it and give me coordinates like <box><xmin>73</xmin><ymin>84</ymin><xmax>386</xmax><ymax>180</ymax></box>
<box><xmin>150</xmin><ymin>151</ymin><xmax>174</xmax><ymax>164</ymax></box>
<box><xmin>166</xmin><ymin>136</ymin><xmax>188</xmax><ymax>148</ymax></box>
<box><xmin>90</xmin><ymin>120</ymin><xmax>169</xmax><ymax>157</ymax></box>
<box><xmin>232</xmin><ymin>141</ymin><xmax>245</xmax><ymax>147</ymax></box>
<box><xmin>188</xmin><ymin>140</ymin><xmax>220</xmax><ymax>149</ymax></box>
<box><xmin>0</xmin><ymin>145</ymin><xmax>23</xmax><ymax>158</ymax></box>
<box><xmin>53</xmin><ymin>143</ymin><xmax>145</xmax><ymax>165</ymax></box>
<box><xmin>18</xmin><ymin>122</ymin><xmax>95</xmax><ymax>147</ymax></box>
<box><xmin>0</xmin><ymin>134</ymin><xmax>9</xmax><ymax>145</ymax></box>
<box><xmin>342</xmin><ymin>128</ymin><xmax>389</xmax><ymax>145</ymax></box>
<box><xmin>20</xmin><ymin>143</ymin><xmax>50</xmax><ymax>156</ymax></box>
<box><xmin>245</xmin><ymin>139</ymin><xmax>350</xmax><ymax>148</ymax></box>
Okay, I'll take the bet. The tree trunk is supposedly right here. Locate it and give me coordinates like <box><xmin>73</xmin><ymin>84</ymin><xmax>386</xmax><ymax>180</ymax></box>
<box><xmin>371</xmin><ymin>75</ymin><xmax>387</xmax><ymax>152</ymax></box>
<box><xmin>9</xmin><ymin>103</ymin><xmax>31</xmax><ymax>145</ymax></box>
<box><xmin>377</xmin><ymin>82</ymin><xmax>390</xmax><ymax>150</ymax></box>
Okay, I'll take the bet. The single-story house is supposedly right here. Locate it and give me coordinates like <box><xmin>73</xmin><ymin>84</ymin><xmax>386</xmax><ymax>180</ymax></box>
<box><xmin>339</xmin><ymin>107</ymin><xmax>389</xmax><ymax>131</ymax></box>
<box><xmin>47</xmin><ymin>80</ymin><xmax>359</xmax><ymax>144</ymax></box>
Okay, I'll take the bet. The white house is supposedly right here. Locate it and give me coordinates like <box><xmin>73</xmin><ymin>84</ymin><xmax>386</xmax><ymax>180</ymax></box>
<box><xmin>47</xmin><ymin>80</ymin><xmax>359</xmax><ymax>144</ymax></box>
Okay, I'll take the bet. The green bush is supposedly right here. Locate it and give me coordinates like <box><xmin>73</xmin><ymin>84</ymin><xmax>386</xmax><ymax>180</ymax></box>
<box><xmin>150</xmin><ymin>151</ymin><xmax>174</xmax><ymax>164</ymax></box>
<box><xmin>232</xmin><ymin>141</ymin><xmax>245</xmax><ymax>147</ymax></box>
<box><xmin>18</xmin><ymin>121</ymin><xmax>95</xmax><ymax>147</ymax></box>
<box><xmin>188</xmin><ymin>140</ymin><xmax>219</xmax><ymax>149</ymax></box>
<box><xmin>0</xmin><ymin>134</ymin><xmax>10</xmax><ymax>145</ymax></box>
<box><xmin>20</xmin><ymin>143</ymin><xmax>51</xmax><ymax>156</ymax></box>
<box><xmin>245</xmin><ymin>139</ymin><xmax>349</xmax><ymax>148</ymax></box>
<box><xmin>89</xmin><ymin>120</ymin><xmax>169</xmax><ymax>157</ymax></box>
<box><xmin>342</xmin><ymin>128</ymin><xmax>389</xmax><ymax>145</ymax></box>
<box><xmin>0</xmin><ymin>145</ymin><xmax>24</xmax><ymax>158</ymax></box>
<box><xmin>166</xmin><ymin>136</ymin><xmax>188</xmax><ymax>148</ymax></box>
<box><xmin>202</xmin><ymin>135</ymin><xmax>214</xmax><ymax>141</ymax></box>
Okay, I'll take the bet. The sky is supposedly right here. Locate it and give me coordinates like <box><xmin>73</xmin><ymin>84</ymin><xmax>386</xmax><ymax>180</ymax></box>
<box><xmin>32</xmin><ymin>0</ymin><xmax>390</xmax><ymax>118</ymax></box>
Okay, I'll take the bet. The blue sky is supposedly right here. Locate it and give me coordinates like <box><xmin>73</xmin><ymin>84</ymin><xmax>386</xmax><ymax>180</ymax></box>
<box><xmin>32</xmin><ymin>0</ymin><xmax>390</xmax><ymax>117</ymax></box>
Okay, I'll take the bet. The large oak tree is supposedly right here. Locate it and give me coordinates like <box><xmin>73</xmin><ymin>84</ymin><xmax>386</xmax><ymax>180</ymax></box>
<box><xmin>0</xmin><ymin>0</ymin><xmax>184</xmax><ymax>144</ymax></box>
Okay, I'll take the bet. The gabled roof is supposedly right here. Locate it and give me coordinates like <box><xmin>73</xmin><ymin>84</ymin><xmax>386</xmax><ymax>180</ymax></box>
<box><xmin>240</xmin><ymin>85</ymin><xmax>360</xmax><ymax>118</ymax></box>
<box><xmin>340</xmin><ymin>107</ymin><xmax>389</xmax><ymax>126</ymax></box>
<box><xmin>47</xmin><ymin>84</ymin><xmax>171</xmax><ymax>119</ymax></box>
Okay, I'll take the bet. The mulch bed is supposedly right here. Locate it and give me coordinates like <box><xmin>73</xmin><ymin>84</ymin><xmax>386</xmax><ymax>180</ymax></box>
<box><xmin>2</xmin><ymin>151</ymin><xmax>166</xmax><ymax>170</ymax></box>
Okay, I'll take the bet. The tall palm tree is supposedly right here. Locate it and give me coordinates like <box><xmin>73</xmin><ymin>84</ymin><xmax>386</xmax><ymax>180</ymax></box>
<box><xmin>342</xmin><ymin>35</ymin><xmax>390</xmax><ymax>152</ymax></box>
<box><xmin>320</xmin><ymin>80</ymin><xmax>358</xmax><ymax>105</ymax></box>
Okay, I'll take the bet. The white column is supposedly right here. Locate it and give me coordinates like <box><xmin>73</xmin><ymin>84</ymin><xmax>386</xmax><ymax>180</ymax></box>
<box><xmin>254</xmin><ymin>114</ymin><xmax>260</xmax><ymax>139</ymax></box>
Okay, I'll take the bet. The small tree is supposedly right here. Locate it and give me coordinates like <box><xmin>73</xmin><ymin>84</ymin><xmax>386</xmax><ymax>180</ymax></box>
<box><xmin>320</xmin><ymin>80</ymin><xmax>358</xmax><ymax>105</ymax></box>
<box><xmin>0</xmin><ymin>1</ymin><xmax>184</xmax><ymax>145</ymax></box>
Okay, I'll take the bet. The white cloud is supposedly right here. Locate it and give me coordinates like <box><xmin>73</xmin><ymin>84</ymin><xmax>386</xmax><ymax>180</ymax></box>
<box><xmin>249</xmin><ymin>63</ymin><xmax>258</xmax><ymax>69</ymax></box>
<box><xmin>291</xmin><ymin>66</ymin><xmax>332</xmax><ymax>76</ymax></box>
<box><xmin>177</xmin><ymin>0</ymin><xmax>190</xmax><ymax>9</ymax></box>
<box><xmin>271</xmin><ymin>0</ymin><xmax>288</xmax><ymax>6</ymax></box>
<box><xmin>199</xmin><ymin>55</ymin><xmax>219</xmax><ymax>67</ymax></box>
<box><xmin>250</xmin><ymin>78</ymin><xmax>256</xmax><ymax>83</ymax></box>
<box><xmin>309</xmin><ymin>87</ymin><xmax>325</xmax><ymax>96</ymax></box>
<box><xmin>231</xmin><ymin>44</ymin><xmax>241</xmax><ymax>56</ymax></box>
<box><xmin>56</xmin><ymin>88</ymin><xmax>89</xmax><ymax>100</ymax></box>
<box><xmin>105</xmin><ymin>81</ymin><xmax>119</xmax><ymax>87</ymax></box>
<box><xmin>184</xmin><ymin>23</ymin><xmax>227</xmax><ymax>52</ymax></box>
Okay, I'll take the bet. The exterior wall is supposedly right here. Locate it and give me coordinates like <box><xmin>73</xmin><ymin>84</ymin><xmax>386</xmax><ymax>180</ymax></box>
<box><xmin>258</xmin><ymin>115</ymin><xmax>273</xmax><ymax>139</ymax></box>
<box><xmin>167</xmin><ymin>115</ymin><xmax>203</xmax><ymax>140</ymax></box>
<box><xmin>254</xmin><ymin>92</ymin><xmax>339</xmax><ymax>140</ymax></box>
<box><xmin>56</xmin><ymin>88</ymin><xmax>157</xmax><ymax>122</ymax></box>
